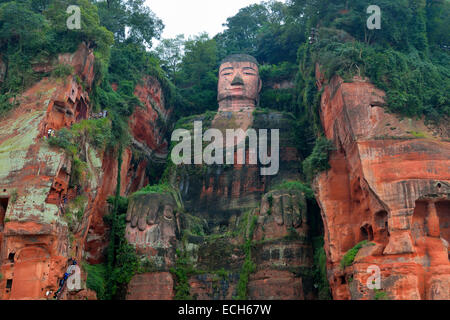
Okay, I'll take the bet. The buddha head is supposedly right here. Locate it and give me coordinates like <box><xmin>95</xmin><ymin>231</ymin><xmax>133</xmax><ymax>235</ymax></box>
<box><xmin>217</xmin><ymin>54</ymin><xmax>262</xmax><ymax>110</ymax></box>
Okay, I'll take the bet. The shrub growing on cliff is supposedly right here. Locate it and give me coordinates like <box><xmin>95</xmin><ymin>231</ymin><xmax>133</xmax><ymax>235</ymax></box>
<box><xmin>48</xmin><ymin>119</ymin><xmax>113</xmax><ymax>187</ymax></box>
<box><xmin>312</xmin><ymin>237</ymin><xmax>331</xmax><ymax>300</ymax></box>
<box><xmin>71</xmin><ymin>118</ymin><xmax>113</xmax><ymax>151</ymax></box>
<box><xmin>104</xmin><ymin>196</ymin><xmax>139</xmax><ymax>299</ymax></box>
<box><xmin>170</xmin><ymin>249</ymin><xmax>193</xmax><ymax>300</ymax></box>
<box><xmin>51</xmin><ymin>64</ymin><xmax>74</xmax><ymax>79</ymax></box>
<box><xmin>48</xmin><ymin>128</ymin><xmax>73</xmax><ymax>150</ymax></box>
<box><xmin>340</xmin><ymin>240</ymin><xmax>375</xmax><ymax>269</ymax></box>
<box><xmin>374</xmin><ymin>288</ymin><xmax>389</xmax><ymax>300</ymax></box>
<box><xmin>84</xmin><ymin>263</ymin><xmax>107</xmax><ymax>300</ymax></box>
<box><xmin>130</xmin><ymin>182</ymin><xmax>173</xmax><ymax>198</ymax></box>
<box><xmin>236</xmin><ymin>212</ymin><xmax>257</xmax><ymax>300</ymax></box>
<box><xmin>0</xmin><ymin>94</ymin><xmax>18</xmax><ymax>118</ymax></box>
<box><xmin>49</xmin><ymin>119</ymin><xmax>112</xmax><ymax>153</ymax></box>
<box><xmin>271</xmin><ymin>180</ymin><xmax>315</xmax><ymax>199</ymax></box>
<box><xmin>302</xmin><ymin>137</ymin><xmax>336</xmax><ymax>181</ymax></box>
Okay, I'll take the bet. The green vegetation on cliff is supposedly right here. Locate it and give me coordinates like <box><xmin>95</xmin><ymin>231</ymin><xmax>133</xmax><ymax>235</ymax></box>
<box><xmin>302</xmin><ymin>138</ymin><xmax>336</xmax><ymax>182</ymax></box>
<box><xmin>236</xmin><ymin>211</ymin><xmax>257</xmax><ymax>300</ymax></box>
<box><xmin>84</xmin><ymin>263</ymin><xmax>107</xmax><ymax>299</ymax></box>
<box><xmin>48</xmin><ymin>118</ymin><xmax>112</xmax><ymax>187</ymax></box>
<box><xmin>2</xmin><ymin>0</ymin><xmax>448</xmax><ymax>301</ymax></box>
<box><xmin>340</xmin><ymin>240</ymin><xmax>375</xmax><ymax>269</ymax></box>
<box><xmin>104</xmin><ymin>193</ymin><xmax>139</xmax><ymax>299</ymax></box>
<box><xmin>312</xmin><ymin>237</ymin><xmax>331</xmax><ymax>300</ymax></box>
<box><xmin>270</xmin><ymin>180</ymin><xmax>315</xmax><ymax>199</ymax></box>
<box><xmin>0</xmin><ymin>0</ymin><xmax>113</xmax><ymax>95</ymax></box>
<box><xmin>129</xmin><ymin>182</ymin><xmax>173</xmax><ymax>198</ymax></box>
<box><xmin>170</xmin><ymin>249</ymin><xmax>194</xmax><ymax>300</ymax></box>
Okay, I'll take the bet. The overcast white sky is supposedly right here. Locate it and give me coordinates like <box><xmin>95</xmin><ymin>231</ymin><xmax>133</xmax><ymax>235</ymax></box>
<box><xmin>146</xmin><ymin>0</ymin><xmax>286</xmax><ymax>41</ymax></box>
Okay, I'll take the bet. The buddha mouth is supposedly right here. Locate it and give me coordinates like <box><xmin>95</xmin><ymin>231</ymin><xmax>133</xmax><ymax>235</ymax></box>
<box><xmin>229</xmin><ymin>87</ymin><xmax>244</xmax><ymax>93</ymax></box>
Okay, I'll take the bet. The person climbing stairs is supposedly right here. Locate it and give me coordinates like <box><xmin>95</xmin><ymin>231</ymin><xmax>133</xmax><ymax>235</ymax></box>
<box><xmin>54</xmin><ymin>259</ymin><xmax>77</xmax><ymax>300</ymax></box>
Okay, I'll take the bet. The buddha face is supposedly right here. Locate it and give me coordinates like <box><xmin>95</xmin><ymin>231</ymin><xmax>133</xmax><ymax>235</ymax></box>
<box><xmin>217</xmin><ymin>61</ymin><xmax>262</xmax><ymax>104</ymax></box>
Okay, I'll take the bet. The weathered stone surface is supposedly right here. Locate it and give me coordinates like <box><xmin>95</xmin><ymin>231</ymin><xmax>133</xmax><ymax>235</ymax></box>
<box><xmin>85</xmin><ymin>75</ymin><xmax>171</xmax><ymax>264</ymax></box>
<box><xmin>126</xmin><ymin>272</ymin><xmax>174</xmax><ymax>300</ymax></box>
<box><xmin>0</xmin><ymin>43</ymin><xmax>100</xmax><ymax>299</ymax></box>
<box><xmin>189</xmin><ymin>273</ymin><xmax>240</xmax><ymax>300</ymax></box>
<box><xmin>250</xmin><ymin>189</ymin><xmax>315</xmax><ymax>300</ymax></box>
<box><xmin>0</xmin><ymin>43</ymin><xmax>172</xmax><ymax>299</ymax></box>
<box><xmin>248</xmin><ymin>270</ymin><xmax>304</xmax><ymax>300</ymax></box>
<box><xmin>129</xmin><ymin>76</ymin><xmax>170</xmax><ymax>158</ymax></box>
<box><xmin>314</xmin><ymin>68</ymin><xmax>450</xmax><ymax>300</ymax></box>
<box><xmin>125</xmin><ymin>193</ymin><xmax>178</xmax><ymax>270</ymax></box>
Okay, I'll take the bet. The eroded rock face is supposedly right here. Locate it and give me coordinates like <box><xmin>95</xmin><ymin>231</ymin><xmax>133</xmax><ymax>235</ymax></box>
<box><xmin>0</xmin><ymin>43</ymin><xmax>99</xmax><ymax>300</ymax></box>
<box><xmin>126</xmin><ymin>193</ymin><xmax>178</xmax><ymax>268</ymax></box>
<box><xmin>124</xmin><ymin>192</ymin><xmax>178</xmax><ymax>300</ymax></box>
<box><xmin>84</xmin><ymin>74</ymin><xmax>171</xmax><ymax>264</ymax></box>
<box><xmin>0</xmin><ymin>43</ymin><xmax>172</xmax><ymax>299</ymax></box>
<box><xmin>314</xmin><ymin>69</ymin><xmax>450</xmax><ymax>300</ymax></box>
<box><xmin>130</xmin><ymin>76</ymin><xmax>171</xmax><ymax>157</ymax></box>
<box><xmin>250</xmin><ymin>190</ymin><xmax>314</xmax><ymax>300</ymax></box>
<box><xmin>127</xmin><ymin>272</ymin><xmax>174</xmax><ymax>300</ymax></box>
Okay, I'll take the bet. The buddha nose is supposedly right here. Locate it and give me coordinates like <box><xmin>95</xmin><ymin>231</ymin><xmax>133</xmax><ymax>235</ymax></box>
<box><xmin>231</xmin><ymin>74</ymin><xmax>244</xmax><ymax>86</ymax></box>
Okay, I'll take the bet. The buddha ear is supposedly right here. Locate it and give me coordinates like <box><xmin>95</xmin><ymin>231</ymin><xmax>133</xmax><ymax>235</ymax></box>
<box><xmin>258</xmin><ymin>78</ymin><xmax>262</xmax><ymax>93</ymax></box>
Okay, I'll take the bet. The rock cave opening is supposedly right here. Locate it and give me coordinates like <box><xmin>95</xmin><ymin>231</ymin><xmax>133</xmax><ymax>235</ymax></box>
<box><xmin>360</xmin><ymin>224</ymin><xmax>374</xmax><ymax>241</ymax></box>
<box><xmin>306</xmin><ymin>197</ymin><xmax>331</xmax><ymax>298</ymax></box>
<box><xmin>374</xmin><ymin>210</ymin><xmax>389</xmax><ymax>242</ymax></box>
<box><xmin>306</xmin><ymin>198</ymin><xmax>324</xmax><ymax>238</ymax></box>
<box><xmin>6</xmin><ymin>279</ymin><xmax>12</xmax><ymax>292</ymax></box>
<box><xmin>0</xmin><ymin>196</ymin><xmax>9</xmax><ymax>230</ymax></box>
<box><xmin>75</xmin><ymin>100</ymin><xmax>88</xmax><ymax>121</ymax></box>
<box><xmin>8</xmin><ymin>252</ymin><xmax>15</xmax><ymax>263</ymax></box>
<box><xmin>413</xmin><ymin>199</ymin><xmax>449</xmax><ymax>243</ymax></box>
<box><xmin>436</xmin><ymin>200</ymin><xmax>450</xmax><ymax>244</ymax></box>
<box><xmin>412</xmin><ymin>200</ymin><xmax>428</xmax><ymax>239</ymax></box>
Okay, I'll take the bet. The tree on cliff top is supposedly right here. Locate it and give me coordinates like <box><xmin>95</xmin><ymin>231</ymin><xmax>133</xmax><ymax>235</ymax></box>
<box><xmin>95</xmin><ymin>0</ymin><xmax>164</xmax><ymax>48</ymax></box>
<box><xmin>154</xmin><ymin>34</ymin><xmax>185</xmax><ymax>80</ymax></box>
<box><xmin>215</xmin><ymin>0</ymin><xmax>305</xmax><ymax>64</ymax></box>
<box><xmin>0</xmin><ymin>0</ymin><xmax>114</xmax><ymax>94</ymax></box>
<box><xmin>173</xmin><ymin>33</ymin><xmax>218</xmax><ymax>116</ymax></box>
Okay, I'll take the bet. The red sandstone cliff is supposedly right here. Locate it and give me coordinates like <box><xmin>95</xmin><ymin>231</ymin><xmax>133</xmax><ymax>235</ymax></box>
<box><xmin>314</xmin><ymin>66</ymin><xmax>450</xmax><ymax>300</ymax></box>
<box><xmin>0</xmin><ymin>43</ymin><xmax>171</xmax><ymax>299</ymax></box>
<box><xmin>85</xmin><ymin>76</ymin><xmax>171</xmax><ymax>265</ymax></box>
<box><xmin>1</xmin><ymin>42</ymin><xmax>448</xmax><ymax>301</ymax></box>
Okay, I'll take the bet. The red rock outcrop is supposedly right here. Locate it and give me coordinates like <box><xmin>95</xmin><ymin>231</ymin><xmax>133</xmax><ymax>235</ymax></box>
<box><xmin>0</xmin><ymin>42</ymin><xmax>172</xmax><ymax>299</ymax></box>
<box><xmin>84</xmin><ymin>76</ymin><xmax>171</xmax><ymax>264</ymax></box>
<box><xmin>130</xmin><ymin>76</ymin><xmax>171</xmax><ymax>156</ymax></box>
<box><xmin>314</xmin><ymin>68</ymin><xmax>450</xmax><ymax>300</ymax></box>
<box><xmin>126</xmin><ymin>272</ymin><xmax>174</xmax><ymax>300</ymax></box>
<box><xmin>0</xmin><ymin>43</ymin><xmax>98</xmax><ymax>300</ymax></box>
